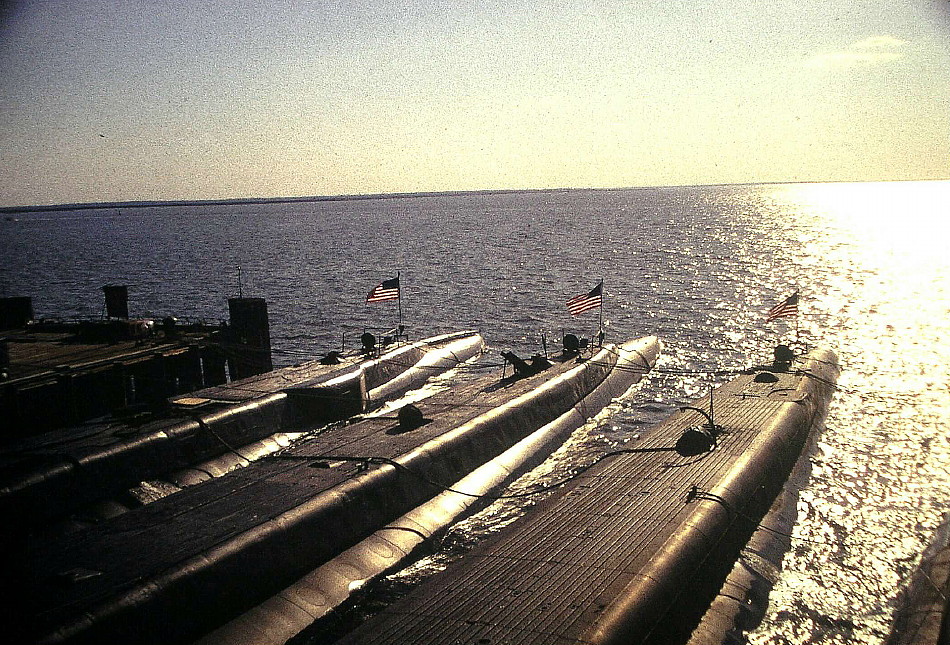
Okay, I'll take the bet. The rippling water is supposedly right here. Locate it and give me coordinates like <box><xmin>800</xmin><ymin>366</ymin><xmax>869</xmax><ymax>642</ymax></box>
<box><xmin>3</xmin><ymin>181</ymin><xmax>948</xmax><ymax>643</ymax></box>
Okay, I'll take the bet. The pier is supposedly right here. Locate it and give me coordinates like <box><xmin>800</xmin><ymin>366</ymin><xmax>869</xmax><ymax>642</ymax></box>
<box><xmin>0</xmin><ymin>292</ymin><xmax>273</xmax><ymax>438</ymax></box>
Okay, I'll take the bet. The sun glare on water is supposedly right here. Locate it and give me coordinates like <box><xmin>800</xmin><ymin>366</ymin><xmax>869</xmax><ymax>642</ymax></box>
<box><xmin>748</xmin><ymin>180</ymin><xmax>950</xmax><ymax>645</ymax></box>
<box><xmin>790</xmin><ymin>181</ymin><xmax>949</xmax><ymax>263</ymax></box>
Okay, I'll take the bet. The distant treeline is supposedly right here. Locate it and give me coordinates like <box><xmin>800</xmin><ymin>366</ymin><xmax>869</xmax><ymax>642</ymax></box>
<box><xmin>0</xmin><ymin>187</ymin><xmax>582</xmax><ymax>215</ymax></box>
<box><xmin>3</xmin><ymin>179</ymin><xmax>935</xmax><ymax>214</ymax></box>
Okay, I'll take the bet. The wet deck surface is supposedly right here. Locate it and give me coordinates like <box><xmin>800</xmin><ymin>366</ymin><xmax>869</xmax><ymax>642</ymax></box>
<box><xmin>0</xmin><ymin>352</ymin><xmax>361</xmax><ymax>525</ymax></box>
<box><xmin>332</xmin><ymin>361</ymin><xmax>835</xmax><ymax>645</ymax></box>
<box><xmin>1</xmin><ymin>324</ymin><xmax>229</xmax><ymax>438</ymax></box>
<box><xmin>1</xmin><ymin>338</ymin><xmax>447</xmax><ymax>464</ymax></box>
<box><xmin>886</xmin><ymin>521</ymin><xmax>950</xmax><ymax>645</ymax></box>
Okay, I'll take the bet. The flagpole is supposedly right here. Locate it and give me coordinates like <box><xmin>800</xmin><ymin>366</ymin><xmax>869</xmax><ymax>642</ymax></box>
<box><xmin>598</xmin><ymin>279</ymin><xmax>604</xmax><ymax>347</ymax></box>
<box><xmin>397</xmin><ymin>271</ymin><xmax>402</xmax><ymax>331</ymax></box>
<box><xmin>795</xmin><ymin>286</ymin><xmax>801</xmax><ymax>348</ymax></box>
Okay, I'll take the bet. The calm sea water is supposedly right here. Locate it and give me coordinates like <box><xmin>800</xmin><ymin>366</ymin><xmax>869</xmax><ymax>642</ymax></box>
<box><xmin>2</xmin><ymin>181</ymin><xmax>949</xmax><ymax>643</ymax></box>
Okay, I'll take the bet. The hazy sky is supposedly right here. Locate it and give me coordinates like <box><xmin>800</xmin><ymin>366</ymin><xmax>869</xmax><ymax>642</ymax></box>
<box><xmin>1</xmin><ymin>1</ymin><xmax>947</xmax><ymax>207</ymax></box>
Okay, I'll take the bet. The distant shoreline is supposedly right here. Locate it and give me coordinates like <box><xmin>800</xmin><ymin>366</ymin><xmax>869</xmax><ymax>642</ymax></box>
<box><xmin>0</xmin><ymin>187</ymin><xmax>574</xmax><ymax>214</ymax></box>
<box><xmin>2</xmin><ymin>178</ymin><xmax>945</xmax><ymax>214</ymax></box>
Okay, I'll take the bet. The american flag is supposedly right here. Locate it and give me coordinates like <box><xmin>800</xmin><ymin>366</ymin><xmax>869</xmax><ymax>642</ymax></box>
<box><xmin>566</xmin><ymin>281</ymin><xmax>603</xmax><ymax>316</ymax></box>
<box><xmin>766</xmin><ymin>291</ymin><xmax>799</xmax><ymax>322</ymax></box>
<box><xmin>366</xmin><ymin>276</ymin><xmax>400</xmax><ymax>303</ymax></box>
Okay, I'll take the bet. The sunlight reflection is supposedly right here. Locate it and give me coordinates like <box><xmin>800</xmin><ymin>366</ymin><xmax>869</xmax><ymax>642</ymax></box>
<box><xmin>744</xmin><ymin>180</ymin><xmax>950</xmax><ymax>645</ymax></box>
<box><xmin>782</xmin><ymin>181</ymin><xmax>949</xmax><ymax>264</ymax></box>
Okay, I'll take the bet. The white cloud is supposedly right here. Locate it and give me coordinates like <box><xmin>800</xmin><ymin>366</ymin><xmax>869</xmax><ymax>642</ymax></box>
<box><xmin>850</xmin><ymin>35</ymin><xmax>908</xmax><ymax>50</ymax></box>
<box><xmin>806</xmin><ymin>35</ymin><xmax>907</xmax><ymax>68</ymax></box>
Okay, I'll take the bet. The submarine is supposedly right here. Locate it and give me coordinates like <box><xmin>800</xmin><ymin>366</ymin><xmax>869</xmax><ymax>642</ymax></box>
<box><xmin>0</xmin><ymin>330</ymin><xmax>485</xmax><ymax>533</ymax></box>
<box><xmin>6</xmin><ymin>334</ymin><xmax>661</xmax><ymax>644</ymax></box>
<box><xmin>327</xmin><ymin>346</ymin><xmax>839</xmax><ymax>645</ymax></box>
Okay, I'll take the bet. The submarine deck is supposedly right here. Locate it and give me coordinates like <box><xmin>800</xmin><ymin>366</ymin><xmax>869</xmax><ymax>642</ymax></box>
<box><xmin>331</xmin><ymin>349</ymin><xmax>839</xmax><ymax>645</ymax></box>
<box><xmin>0</xmin><ymin>331</ymin><xmax>483</xmax><ymax>529</ymax></box>
<box><xmin>11</xmin><ymin>339</ymin><xmax>658</xmax><ymax>644</ymax></box>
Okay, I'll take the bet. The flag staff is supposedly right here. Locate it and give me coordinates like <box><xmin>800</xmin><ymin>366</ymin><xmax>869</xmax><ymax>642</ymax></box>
<box><xmin>565</xmin><ymin>281</ymin><xmax>606</xmax><ymax>346</ymax></box>
<box><xmin>397</xmin><ymin>271</ymin><xmax>403</xmax><ymax>332</ymax></box>
<box><xmin>764</xmin><ymin>289</ymin><xmax>801</xmax><ymax>352</ymax></box>
<box><xmin>795</xmin><ymin>286</ymin><xmax>801</xmax><ymax>348</ymax></box>
<box><xmin>598</xmin><ymin>279</ymin><xmax>604</xmax><ymax>347</ymax></box>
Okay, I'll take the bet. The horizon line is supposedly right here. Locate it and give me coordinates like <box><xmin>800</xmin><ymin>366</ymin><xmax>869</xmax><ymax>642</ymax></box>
<box><xmin>2</xmin><ymin>177</ymin><xmax>946</xmax><ymax>214</ymax></box>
